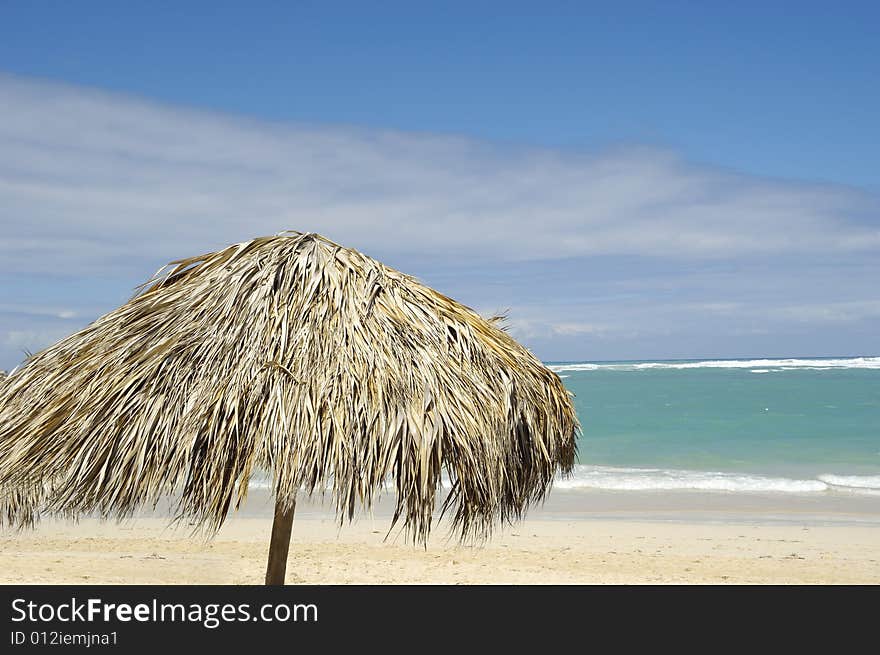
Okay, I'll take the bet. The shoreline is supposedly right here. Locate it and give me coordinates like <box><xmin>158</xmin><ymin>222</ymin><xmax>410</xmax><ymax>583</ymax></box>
<box><xmin>2</xmin><ymin>488</ymin><xmax>879</xmax><ymax>584</ymax></box>
<box><xmin>240</xmin><ymin>485</ymin><xmax>880</xmax><ymax>526</ymax></box>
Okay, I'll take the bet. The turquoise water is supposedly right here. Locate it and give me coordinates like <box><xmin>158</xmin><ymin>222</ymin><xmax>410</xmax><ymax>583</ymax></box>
<box><xmin>548</xmin><ymin>357</ymin><xmax>880</xmax><ymax>494</ymax></box>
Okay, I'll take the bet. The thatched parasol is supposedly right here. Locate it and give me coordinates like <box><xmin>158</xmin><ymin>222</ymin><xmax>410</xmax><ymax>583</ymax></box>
<box><xmin>0</xmin><ymin>232</ymin><xmax>578</xmax><ymax>584</ymax></box>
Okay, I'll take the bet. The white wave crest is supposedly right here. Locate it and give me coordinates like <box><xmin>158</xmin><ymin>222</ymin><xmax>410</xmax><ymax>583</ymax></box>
<box><xmin>553</xmin><ymin>465</ymin><xmax>828</xmax><ymax>493</ymax></box>
<box><xmin>247</xmin><ymin>468</ymin><xmax>880</xmax><ymax>497</ymax></box>
<box><xmin>549</xmin><ymin>363</ymin><xmax>602</xmax><ymax>372</ymax></box>
<box><xmin>549</xmin><ymin>356</ymin><xmax>880</xmax><ymax>373</ymax></box>
<box><xmin>818</xmin><ymin>474</ymin><xmax>880</xmax><ymax>490</ymax></box>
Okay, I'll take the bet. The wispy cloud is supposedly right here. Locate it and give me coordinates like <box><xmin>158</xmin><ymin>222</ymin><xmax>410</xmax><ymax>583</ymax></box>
<box><xmin>0</xmin><ymin>73</ymin><xmax>878</xmax><ymax>366</ymax></box>
<box><xmin>775</xmin><ymin>300</ymin><xmax>880</xmax><ymax>323</ymax></box>
<box><xmin>692</xmin><ymin>299</ymin><xmax>880</xmax><ymax>324</ymax></box>
<box><xmin>500</xmin><ymin>317</ymin><xmax>616</xmax><ymax>340</ymax></box>
<box><xmin>0</xmin><ymin>303</ymin><xmax>80</xmax><ymax>319</ymax></box>
<box><xmin>2</xmin><ymin>327</ymin><xmax>76</xmax><ymax>352</ymax></box>
<box><xmin>1</xmin><ymin>73</ymin><xmax>878</xmax><ymax>278</ymax></box>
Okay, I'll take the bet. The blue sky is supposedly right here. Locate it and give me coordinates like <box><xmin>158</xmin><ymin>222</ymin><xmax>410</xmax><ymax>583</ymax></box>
<box><xmin>1</xmin><ymin>2</ymin><xmax>879</xmax><ymax>368</ymax></box>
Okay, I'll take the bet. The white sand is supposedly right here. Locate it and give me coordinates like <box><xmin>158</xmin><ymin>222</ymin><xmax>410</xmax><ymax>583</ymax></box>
<box><xmin>2</xmin><ymin>489</ymin><xmax>879</xmax><ymax>584</ymax></box>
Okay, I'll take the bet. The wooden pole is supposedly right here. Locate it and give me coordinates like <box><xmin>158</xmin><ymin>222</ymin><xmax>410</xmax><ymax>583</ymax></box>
<box><xmin>265</xmin><ymin>496</ymin><xmax>296</xmax><ymax>585</ymax></box>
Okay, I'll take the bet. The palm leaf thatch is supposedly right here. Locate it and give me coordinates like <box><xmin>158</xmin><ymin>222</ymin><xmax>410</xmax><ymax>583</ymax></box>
<box><xmin>0</xmin><ymin>232</ymin><xmax>577</xmax><ymax>548</ymax></box>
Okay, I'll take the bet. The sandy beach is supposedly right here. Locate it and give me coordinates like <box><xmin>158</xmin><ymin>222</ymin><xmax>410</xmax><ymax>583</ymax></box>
<box><xmin>2</xmin><ymin>488</ymin><xmax>878</xmax><ymax>585</ymax></box>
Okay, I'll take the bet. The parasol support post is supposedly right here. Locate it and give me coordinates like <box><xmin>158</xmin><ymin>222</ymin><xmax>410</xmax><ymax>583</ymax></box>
<box><xmin>265</xmin><ymin>496</ymin><xmax>296</xmax><ymax>585</ymax></box>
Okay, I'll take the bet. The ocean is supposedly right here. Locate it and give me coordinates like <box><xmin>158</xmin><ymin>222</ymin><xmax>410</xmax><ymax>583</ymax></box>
<box><xmin>248</xmin><ymin>356</ymin><xmax>880</xmax><ymax>501</ymax></box>
<box><xmin>550</xmin><ymin>356</ymin><xmax>880</xmax><ymax>496</ymax></box>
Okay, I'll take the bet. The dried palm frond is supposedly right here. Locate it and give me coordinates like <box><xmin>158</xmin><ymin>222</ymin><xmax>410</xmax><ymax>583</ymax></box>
<box><xmin>0</xmin><ymin>232</ymin><xmax>578</xmax><ymax>541</ymax></box>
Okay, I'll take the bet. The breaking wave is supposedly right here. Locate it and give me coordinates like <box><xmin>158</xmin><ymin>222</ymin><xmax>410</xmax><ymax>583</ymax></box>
<box><xmin>549</xmin><ymin>356</ymin><xmax>880</xmax><ymax>373</ymax></box>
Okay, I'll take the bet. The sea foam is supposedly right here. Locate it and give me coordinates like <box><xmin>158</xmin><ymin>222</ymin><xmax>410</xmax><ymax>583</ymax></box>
<box><xmin>246</xmin><ymin>466</ymin><xmax>880</xmax><ymax>496</ymax></box>
<box><xmin>817</xmin><ymin>474</ymin><xmax>880</xmax><ymax>491</ymax></box>
<box><xmin>553</xmin><ymin>465</ymin><xmax>829</xmax><ymax>493</ymax></box>
<box><xmin>549</xmin><ymin>356</ymin><xmax>880</xmax><ymax>373</ymax></box>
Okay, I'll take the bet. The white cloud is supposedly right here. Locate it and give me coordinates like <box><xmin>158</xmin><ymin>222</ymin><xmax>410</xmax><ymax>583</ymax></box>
<box><xmin>550</xmin><ymin>322</ymin><xmax>609</xmax><ymax>337</ymax></box>
<box><xmin>497</xmin><ymin>313</ymin><xmax>621</xmax><ymax>341</ymax></box>
<box><xmin>0</xmin><ymin>74</ymin><xmax>878</xmax><ymax>366</ymax></box>
<box><xmin>691</xmin><ymin>300</ymin><xmax>880</xmax><ymax>324</ymax></box>
<box><xmin>0</xmin><ymin>303</ymin><xmax>79</xmax><ymax>319</ymax></box>
<box><xmin>2</xmin><ymin>328</ymin><xmax>74</xmax><ymax>351</ymax></box>
<box><xmin>775</xmin><ymin>300</ymin><xmax>880</xmax><ymax>323</ymax></box>
<box><xmin>1</xmin><ymin>73</ymin><xmax>878</xmax><ymax>279</ymax></box>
